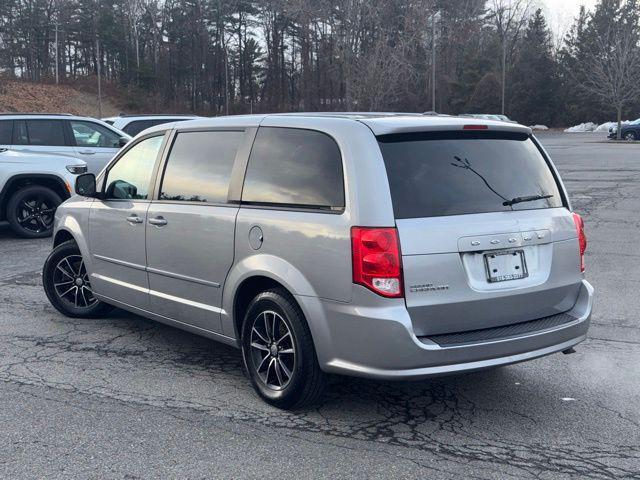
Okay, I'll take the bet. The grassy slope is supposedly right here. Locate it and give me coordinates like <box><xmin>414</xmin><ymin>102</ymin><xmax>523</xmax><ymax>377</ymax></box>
<box><xmin>0</xmin><ymin>78</ymin><xmax>121</xmax><ymax>118</ymax></box>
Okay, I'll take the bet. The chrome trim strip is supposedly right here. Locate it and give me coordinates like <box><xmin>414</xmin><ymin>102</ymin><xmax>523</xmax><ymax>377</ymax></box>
<box><xmin>91</xmin><ymin>273</ymin><xmax>149</xmax><ymax>293</ymax></box>
<box><xmin>149</xmin><ymin>289</ymin><xmax>225</xmax><ymax>314</ymax></box>
<box><xmin>92</xmin><ymin>273</ymin><xmax>225</xmax><ymax>315</ymax></box>
<box><xmin>146</xmin><ymin>266</ymin><xmax>220</xmax><ymax>288</ymax></box>
<box><xmin>93</xmin><ymin>254</ymin><xmax>146</xmax><ymax>272</ymax></box>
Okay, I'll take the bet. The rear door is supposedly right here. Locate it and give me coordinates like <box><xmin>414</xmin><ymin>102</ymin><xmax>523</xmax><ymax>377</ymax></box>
<box><xmin>68</xmin><ymin>120</ymin><xmax>123</xmax><ymax>174</ymax></box>
<box><xmin>88</xmin><ymin>134</ymin><xmax>165</xmax><ymax>310</ymax></box>
<box><xmin>145</xmin><ymin>128</ymin><xmax>246</xmax><ymax>333</ymax></box>
<box><xmin>378</xmin><ymin>130</ymin><xmax>582</xmax><ymax>336</ymax></box>
<box><xmin>12</xmin><ymin>119</ymin><xmax>76</xmax><ymax>158</ymax></box>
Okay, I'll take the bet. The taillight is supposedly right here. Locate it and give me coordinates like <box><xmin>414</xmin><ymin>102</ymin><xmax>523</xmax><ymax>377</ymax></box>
<box><xmin>351</xmin><ymin>227</ymin><xmax>403</xmax><ymax>298</ymax></box>
<box><xmin>572</xmin><ymin>212</ymin><xmax>587</xmax><ymax>272</ymax></box>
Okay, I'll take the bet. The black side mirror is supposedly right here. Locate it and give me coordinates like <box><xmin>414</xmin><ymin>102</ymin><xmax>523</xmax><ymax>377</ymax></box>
<box><xmin>119</xmin><ymin>137</ymin><xmax>129</xmax><ymax>147</ymax></box>
<box><xmin>75</xmin><ymin>173</ymin><xmax>97</xmax><ymax>197</ymax></box>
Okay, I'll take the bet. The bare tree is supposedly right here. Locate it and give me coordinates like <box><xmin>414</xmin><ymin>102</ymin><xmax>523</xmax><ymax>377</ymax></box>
<box><xmin>487</xmin><ymin>0</ymin><xmax>532</xmax><ymax>115</ymax></box>
<box><xmin>579</xmin><ymin>23</ymin><xmax>640</xmax><ymax>139</ymax></box>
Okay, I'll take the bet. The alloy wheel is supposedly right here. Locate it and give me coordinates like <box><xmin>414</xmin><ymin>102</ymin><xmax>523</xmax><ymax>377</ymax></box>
<box><xmin>53</xmin><ymin>255</ymin><xmax>97</xmax><ymax>309</ymax></box>
<box><xmin>16</xmin><ymin>194</ymin><xmax>56</xmax><ymax>234</ymax></box>
<box><xmin>249</xmin><ymin>310</ymin><xmax>296</xmax><ymax>390</ymax></box>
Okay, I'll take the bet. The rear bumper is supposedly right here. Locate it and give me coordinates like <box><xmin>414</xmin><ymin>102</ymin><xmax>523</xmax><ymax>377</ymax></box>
<box><xmin>300</xmin><ymin>279</ymin><xmax>593</xmax><ymax>380</ymax></box>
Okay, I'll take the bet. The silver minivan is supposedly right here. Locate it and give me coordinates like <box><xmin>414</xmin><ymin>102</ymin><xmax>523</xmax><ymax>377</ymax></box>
<box><xmin>42</xmin><ymin>114</ymin><xmax>593</xmax><ymax>409</ymax></box>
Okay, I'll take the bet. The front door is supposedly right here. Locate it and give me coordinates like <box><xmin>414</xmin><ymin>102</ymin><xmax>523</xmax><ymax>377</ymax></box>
<box><xmin>145</xmin><ymin>129</ymin><xmax>245</xmax><ymax>333</ymax></box>
<box><xmin>68</xmin><ymin>120</ymin><xmax>123</xmax><ymax>174</ymax></box>
<box><xmin>88</xmin><ymin>134</ymin><xmax>165</xmax><ymax>311</ymax></box>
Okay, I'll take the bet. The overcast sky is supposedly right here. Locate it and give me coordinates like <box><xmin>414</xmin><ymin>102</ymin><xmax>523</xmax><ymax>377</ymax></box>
<box><xmin>538</xmin><ymin>0</ymin><xmax>599</xmax><ymax>41</ymax></box>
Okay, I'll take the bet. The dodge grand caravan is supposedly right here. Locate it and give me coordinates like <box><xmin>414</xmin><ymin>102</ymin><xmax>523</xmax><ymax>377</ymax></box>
<box><xmin>42</xmin><ymin>114</ymin><xmax>593</xmax><ymax>409</ymax></box>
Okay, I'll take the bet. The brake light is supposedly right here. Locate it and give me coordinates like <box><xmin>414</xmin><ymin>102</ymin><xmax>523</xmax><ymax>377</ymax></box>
<box><xmin>351</xmin><ymin>227</ymin><xmax>403</xmax><ymax>298</ymax></box>
<box><xmin>572</xmin><ymin>212</ymin><xmax>587</xmax><ymax>272</ymax></box>
<box><xmin>463</xmin><ymin>124</ymin><xmax>488</xmax><ymax>130</ymax></box>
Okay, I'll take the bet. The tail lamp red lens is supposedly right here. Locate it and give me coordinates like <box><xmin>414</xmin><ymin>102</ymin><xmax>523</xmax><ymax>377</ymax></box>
<box><xmin>351</xmin><ymin>227</ymin><xmax>403</xmax><ymax>298</ymax></box>
<box><xmin>572</xmin><ymin>212</ymin><xmax>587</xmax><ymax>272</ymax></box>
<box><xmin>463</xmin><ymin>124</ymin><xmax>488</xmax><ymax>130</ymax></box>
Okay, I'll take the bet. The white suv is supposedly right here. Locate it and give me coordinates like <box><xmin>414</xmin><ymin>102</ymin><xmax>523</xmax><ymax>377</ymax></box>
<box><xmin>0</xmin><ymin>113</ymin><xmax>130</xmax><ymax>174</ymax></box>
<box><xmin>102</xmin><ymin>114</ymin><xmax>200</xmax><ymax>137</ymax></box>
<box><xmin>0</xmin><ymin>148</ymin><xmax>86</xmax><ymax>237</ymax></box>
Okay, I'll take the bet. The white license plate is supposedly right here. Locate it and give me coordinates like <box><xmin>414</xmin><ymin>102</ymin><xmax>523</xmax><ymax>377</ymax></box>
<box><xmin>484</xmin><ymin>250</ymin><xmax>528</xmax><ymax>282</ymax></box>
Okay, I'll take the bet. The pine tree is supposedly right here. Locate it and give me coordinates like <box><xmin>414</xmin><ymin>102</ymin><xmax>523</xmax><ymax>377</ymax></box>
<box><xmin>509</xmin><ymin>9</ymin><xmax>560</xmax><ymax>126</ymax></box>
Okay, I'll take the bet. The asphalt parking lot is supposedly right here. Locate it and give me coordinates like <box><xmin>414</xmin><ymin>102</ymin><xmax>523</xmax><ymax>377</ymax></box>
<box><xmin>0</xmin><ymin>132</ymin><xmax>638</xmax><ymax>479</ymax></box>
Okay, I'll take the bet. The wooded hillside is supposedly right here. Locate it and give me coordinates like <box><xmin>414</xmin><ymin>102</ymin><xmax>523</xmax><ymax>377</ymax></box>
<box><xmin>1</xmin><ymin>0</ymin><xmax>639</xmax><ymax>126</ymax></box>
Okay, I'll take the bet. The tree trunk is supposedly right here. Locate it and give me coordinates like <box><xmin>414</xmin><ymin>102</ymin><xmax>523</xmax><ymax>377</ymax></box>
<box><xmin>617</xmin><ymin>105</ymin><xmax>622</xmax><ymax>140</ymax></box>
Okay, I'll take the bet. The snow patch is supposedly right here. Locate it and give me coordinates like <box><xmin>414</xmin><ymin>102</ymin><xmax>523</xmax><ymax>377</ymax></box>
<box><xmin>565</xmin><ymin>122</ymin><xmax>598</xmax><ymax>133</ymax></box>
<box><xmin>529</xmin><ymin>124</ymin><xmax>548</xmax><ymax>131</ymax></box>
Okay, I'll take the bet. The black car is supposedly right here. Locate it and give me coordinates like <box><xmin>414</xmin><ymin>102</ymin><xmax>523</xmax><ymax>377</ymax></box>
<box><xmin>608</xmin><ymin>119</ymin><xmax>640</xmax><ymax>140</ymax></box>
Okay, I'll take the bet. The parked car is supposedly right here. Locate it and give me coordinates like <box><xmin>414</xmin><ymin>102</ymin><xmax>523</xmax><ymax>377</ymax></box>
<box><xmin>42</xmin><ymin>113</ymin><xmax>593</xmax><ymax>409</ymax></box>
<box><xmin>0</xmin><ymin>113</ymin><xmax>130</xmax><ymax>174</ymax></box>
<box><xmin>461</xmin><ymin>113</ymin><xmax>517</xmax><ymax>123</ymax></box>
<box><xmin>608</xmin><ymin>118</ymin><xmax>640</xmax><ymax>140</ymax></box>
<box><xmin>102</xmin><ymin>114</ymin><xmax>201</xmax><ymax>137</ymax></box>
<box><xmin>0</xmin><ymin>148</ymin><xmax>86</xmax><ymax>237</ymax></box>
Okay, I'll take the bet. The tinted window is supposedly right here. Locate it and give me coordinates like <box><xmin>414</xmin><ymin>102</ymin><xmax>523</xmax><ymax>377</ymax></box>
<box><xmin>124</xmin><ymin>119</ymin><xmax>189</xmax><ymax>136</ymax></box>
<box><xmin>105</xmin><ymin>135</ymin><xmax>163</xmax><ymax>200</ymax></box>
<box><xmin>378</xmin><ymin>131</ymin><xmax>563</xmax><ymax>219</ymax></box>
<box><xmin>242</xmin><ymin>127</ymin><xmax>344</xmax><ymax>209</ymax></box>
<box><xmin>13</xmin><ymin>121</ymin><xmax>28</xmax><ymax>145</ymax></box>
<box><xmin>160</xmin><ymin>131</ymin><xmax>243</xmax><ymax>203</ymax></box>
<box><xmin>25</xmin><ymin>120</ymin><xmax>66</xmax><ymax>146</ymax></box>
<box><xmin>0</xmin><ymin>121</ymin><xmax>12</xmax><ymax>144</ymax></box>
<box><xmin>70</xmin><ymin>121</ymin><xmax>121</xmax><ymax>148</ymax></box>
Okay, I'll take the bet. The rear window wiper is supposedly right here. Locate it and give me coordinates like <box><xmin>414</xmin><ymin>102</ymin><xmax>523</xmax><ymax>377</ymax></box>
<box><xmin>503</xmin><ymin>194</ymin><xmax>553</xmax><ymax>207</ymax></box>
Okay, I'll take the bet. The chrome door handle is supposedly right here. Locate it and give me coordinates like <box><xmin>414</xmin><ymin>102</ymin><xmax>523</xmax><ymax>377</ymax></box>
<box><xmin>126</xmin><ymin>215</ymin><xmax>143</xmax><ymax>224</ymax></box>
<box><xmin>78</xmin><ymin>150</ymin><xmax>96</xmax><ymax>155</ymax></box>
<box><xmin>148</xmin><ymin>216</ymin><xmax>168</xmax><ymax>226</ymax></box>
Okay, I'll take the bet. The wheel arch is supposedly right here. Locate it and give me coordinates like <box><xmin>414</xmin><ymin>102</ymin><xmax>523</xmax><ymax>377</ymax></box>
<box><xmin>53</xmin><ymin>217</ymin><xmax>93</xmax><ymax>276</ymax></box>
<box><xmin>222</xmin><ymin>254</ymin><xmax>320</xmax><ymax>341</ymax></box>
<box><xmin>0</xmin><ymin>174</ymin><xmax>70</xmax><ymax>220</ymax></box>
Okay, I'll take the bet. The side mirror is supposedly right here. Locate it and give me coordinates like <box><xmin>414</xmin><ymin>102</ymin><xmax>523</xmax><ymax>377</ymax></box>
<box><xmin>75</xmin><ymin>173</ymin><xmax>97</xmax><ymax>197</ymax></box>
<box><xmin>119</xmin><ymin>137</ymin><xmax>129</xmax><ymax>147</ymax></box>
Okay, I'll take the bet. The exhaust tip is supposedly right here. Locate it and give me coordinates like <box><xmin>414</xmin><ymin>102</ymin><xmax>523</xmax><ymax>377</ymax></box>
<box><xmin>562</xmin><ymin>347</ymin><xmax>577</xmax><ymax>355</ymax></box>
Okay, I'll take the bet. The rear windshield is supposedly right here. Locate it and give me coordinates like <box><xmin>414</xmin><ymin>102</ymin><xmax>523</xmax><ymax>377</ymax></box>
<box><xmin>378</xmin><ymin>131</ymin><xmax>564</xmax><ymax>219</ymax></box>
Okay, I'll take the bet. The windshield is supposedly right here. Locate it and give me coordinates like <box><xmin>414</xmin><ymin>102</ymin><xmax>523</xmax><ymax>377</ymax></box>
<box><xmin>378</xmin><ymin>131</ymin><xmax>564</xmax><ymax>219</ymax></box>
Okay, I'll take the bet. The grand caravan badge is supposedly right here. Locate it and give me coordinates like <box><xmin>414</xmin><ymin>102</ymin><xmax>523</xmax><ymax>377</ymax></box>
<box><xmin>409</xmin><ymin>283</ymin><xmax>450</xmax><ymax>293</ymax></box>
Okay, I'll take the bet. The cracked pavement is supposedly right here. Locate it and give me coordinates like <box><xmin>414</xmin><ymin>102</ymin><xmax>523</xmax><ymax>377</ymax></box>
<box><xmin>0</xmin><ymin>132</ymin><xmax>639</xmax><ymax>479</ymax></box>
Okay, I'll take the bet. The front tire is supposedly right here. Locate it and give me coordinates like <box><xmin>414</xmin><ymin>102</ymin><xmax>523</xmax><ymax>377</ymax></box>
<box><xmin>6</xmin><ymin>185</ymin><xmax>62</xmax><ymax>238</ymax></box>
<box><xmin>241</xmin><ymin>289</ymin><xmax>327</xmax><ymax>409</ymax></box>
<box><xmin>43</xmin><ymin>240</ymin><xmax>114</xmax><ymax>318</ymax></box>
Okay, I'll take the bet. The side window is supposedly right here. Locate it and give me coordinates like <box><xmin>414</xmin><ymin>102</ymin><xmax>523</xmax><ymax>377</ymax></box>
<box><xmin>104</xmin><ymin>136</ymin><xmax>164</xmax><ymax>200</ymax></box>
<box><xmin>70</xmin><ymin>121</ymin><xmax>121</xmax><ymax>148</ymax></box>
<box><xmin>24</xmin><ymin>120</ymin><xmax>67</xmax><ymax>146</ymax></box>
<box><xmin>242</xmin><ymin>127</ymin><xmax>345</xmax><ymax>209</ymax></box>
<box><xmin>123</xmin><ymin>120</ymin><xmax>156</xmax><ymax>137</ymax></box>
<box><xmin>0</xmin><ymin>120</ymin><xmax>12</xmax><ymax>144</ymax></box>
<box><xmin>160</xmin><ymin>130</ymin><xmax>243</xmax><ymax>203</ymax></box>
<box><xmin>13</xmin><ymin>121</ymin><xmax>28</xmax><ymax>145</ymax></box>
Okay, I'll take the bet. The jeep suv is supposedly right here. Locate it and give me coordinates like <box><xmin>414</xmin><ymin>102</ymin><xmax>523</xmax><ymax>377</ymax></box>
<box><xmin>0</xmin><ymin>113</ymin><xmax>130</xmax><ymax>174</ymax></box>
<box><xmin>0</xmin><ymin>148</ymin><xmax>86</xmax><ymax>237</ymax></box>
<box><xmin>42</xmin><ymin>113</ymin><xmax>593</xmax><ymax>409</ymax></box>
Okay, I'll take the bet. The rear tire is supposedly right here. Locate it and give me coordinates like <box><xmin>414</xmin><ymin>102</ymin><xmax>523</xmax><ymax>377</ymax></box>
<box><xmin>624</xmin><ymin>131</ymin><xmax>637</xmax><ymax>141</ymax></box>
<box><xmin>43</xmin><ymin>240</ymin><xmax>114</xmax><ymax>318</ymax></box>
<box><xmin>241</xmin><ymin>288</ymin><xmax>327</xmax><ymax>409</ymax></box>
<box><xmin>6</xmin><ymin>185</ymin><xmax>61</xmax><ymax>238</ymax></box>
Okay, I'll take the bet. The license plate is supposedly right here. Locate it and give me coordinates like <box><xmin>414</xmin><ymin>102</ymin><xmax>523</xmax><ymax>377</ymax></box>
<box><xmin>484</xmin><ymin>250</ymin><xmax>528</xmax><ymax>283</ymax></box>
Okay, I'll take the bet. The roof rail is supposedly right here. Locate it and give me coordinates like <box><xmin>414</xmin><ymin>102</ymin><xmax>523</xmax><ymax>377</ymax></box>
<box><xmin>117</xmin><ymin>113</ymin><xmax>197</xmax><ymax>118</ymax></box>
<box><xmin>0</xmin><ymin>112</ymin><xmax>74</xmax><ymax>116</ymax></box>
